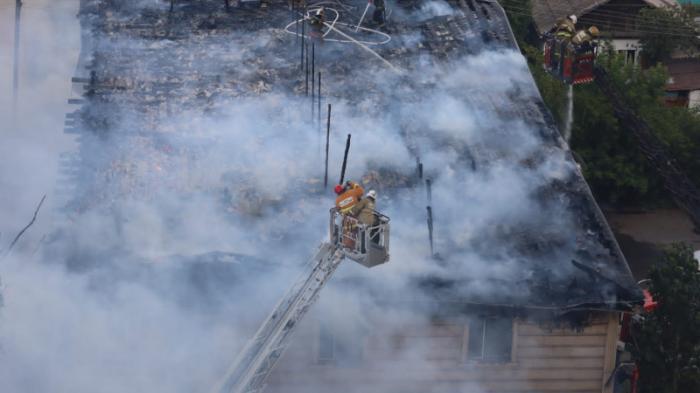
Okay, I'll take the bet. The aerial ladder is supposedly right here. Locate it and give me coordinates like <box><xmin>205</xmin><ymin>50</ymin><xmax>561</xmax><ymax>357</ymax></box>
<box><xmin>211</xmin><ymin>209</ymin><xmax>390</xmax><ymax>393</ymax></box>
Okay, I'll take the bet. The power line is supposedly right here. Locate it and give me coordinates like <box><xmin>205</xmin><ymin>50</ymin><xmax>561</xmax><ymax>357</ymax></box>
<box><xmin>502</xmin><ymin>5</ymin><xmax>699</xmax><ymax>38</ymax></box>
<box><xmin>501</xmin><ymin>2</ymin><xmax>699</xmax><ymax>37</ymax></box>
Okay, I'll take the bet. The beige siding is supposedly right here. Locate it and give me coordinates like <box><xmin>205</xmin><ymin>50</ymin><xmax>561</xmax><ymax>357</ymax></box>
<box><xmin>268</xmin><ymin>312</ymin><xmax>620</xmax><ymax>393</ymax></box>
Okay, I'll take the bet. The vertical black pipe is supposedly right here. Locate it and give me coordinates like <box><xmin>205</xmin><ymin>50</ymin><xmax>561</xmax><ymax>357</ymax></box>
<box><xmin>305</xmin><ymin>42</ymin><xmax>309</xmax><ymax>96</ymax></box>
<box><xmin>427</xmin><ymin>206</ymin><xmax>434</xmax><ymax>257</ymax></box>
<box><xmin>170</xmin><ymin>0</ymin><xmax>174</xmax><ymax>12</ymax></box>
<box><xmin>418</xmin><ymin>162</ymin><xmax>423</xmax><ymax>179</ymax></box>
<box><xmin>324</xmin><ymin>104</ymin><xmax>331</xmax><ymax>189</ymax></box>
<box><xmin>300</xmin><ymin>18</ymin><xmax>305</xmax><ymax>70</ymax></box>
<box><xmin>426</xmin><ymin>178</ymin><xmax>432</xmax><ymax>204</ymax></box>
<box><xmin>311</xmin><ymin>44</ymin><xmax>315</xmax><ymax>109</ymax></box>
<box><xmin>318</xmin><ymin>72</ymin><xmax>322</xmax><ymax>127</ymax></box>
<box><xmin>12</xmin><ymin>0</ymin><xmax>22</xmax><ymax>125</ymax></box>
<box><xmin>339</xmin><ymin>134</ymin><xmax>351</xmax><ymax>185</ymax></box>
<box><xmin>295</xmin><ymin>1</ymin><xmax>299</xmax><ymax>43</ymax></box>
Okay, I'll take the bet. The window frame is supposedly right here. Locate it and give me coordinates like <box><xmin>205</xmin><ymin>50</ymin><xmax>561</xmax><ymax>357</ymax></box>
<box><xmin>461</xmin><ymin>317</ymin><xmax>518</xmax><ymax>365</ymax></box>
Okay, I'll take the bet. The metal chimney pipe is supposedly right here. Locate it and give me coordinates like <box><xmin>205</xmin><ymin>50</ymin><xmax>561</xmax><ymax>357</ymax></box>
<box><xmin>339</xmin><ymin>134</ymin><xmax>351</xmax><ymax>185</ymax></box>
<box><xmin>324</xmin><ymin>103</ymin><xmax>331</xmax><ymax>189</ymax></box>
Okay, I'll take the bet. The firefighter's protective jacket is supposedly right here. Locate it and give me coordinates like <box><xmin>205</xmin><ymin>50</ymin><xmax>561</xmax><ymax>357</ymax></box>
<box><xmin>572</xmin><ymin>30</ymin><xmax>594</xmax><ymax>45</ymax></box>
<box><xmin>351</xmin><ymin>197</ymin><xmax>376</xmax><ymax>226</ymax></box>
<box><xmin>335</xmin><ymin>183</ymin><xmax>364</xmax><ymax>214</ymax></box>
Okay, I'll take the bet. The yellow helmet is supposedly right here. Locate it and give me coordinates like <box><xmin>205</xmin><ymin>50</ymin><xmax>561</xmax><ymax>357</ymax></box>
<box><xmin>588</xmin><ymin>26</ymin><xmax>600</xmax><ymax>36</ymax></box>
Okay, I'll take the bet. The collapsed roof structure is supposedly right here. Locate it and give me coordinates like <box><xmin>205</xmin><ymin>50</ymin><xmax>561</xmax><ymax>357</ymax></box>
<box><xmin>62</xmin><ymin>0</ymin><xmax>642</xmax><ymax>329</ymax></box>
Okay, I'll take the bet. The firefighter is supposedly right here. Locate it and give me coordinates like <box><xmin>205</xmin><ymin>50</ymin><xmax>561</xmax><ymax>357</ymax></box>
<box><xmin>572</xmin><ymin>26</ymin><xmax>600</xmax><ymax>46</ymax></box>
<box><xmin>554</xmin><ymin>14</ymin><xmax>577</xmax><ymax>40</ymax></box>
<box><xmin>350</xmin><ymin>189</ymin><xmax>378</xmax><ymax>252</ymax></box>
<box><xmin>372</xmin><ymin>0</ymin><xmax>386</xmax><ymax>26</ymax></box>
<box><xmin>309</xmin><ymin>7</ymin><xmax>324</xmax><ymax>40</ymax></box>
<box><xmin>350</xmin><ymin>189</ymin><xmax>377</xmax><ymax>227</ymax></box>
<box><xmin>548</xmin><ymin>14</ymin><xmax>576</xmax><ymax>77</ymax></box>
<box><xmin>335</xmin><ymin>180</ymin><xmax>364</xmax><ymax>214</ymax></box>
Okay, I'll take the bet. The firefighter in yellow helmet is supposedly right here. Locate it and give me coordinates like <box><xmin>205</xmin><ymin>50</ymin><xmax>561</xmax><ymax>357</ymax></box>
<box><xmin>554</xmin><ymin>14</ymin><xmax>577</xmax><ymax>40</ymax></box>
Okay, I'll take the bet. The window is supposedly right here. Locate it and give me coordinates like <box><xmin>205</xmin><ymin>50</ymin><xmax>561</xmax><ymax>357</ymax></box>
<box><xmin>467</xmin><ymin>317</ymin><xmax>513</xmax><ymax>363</ymax></box>
<box><xmin>617</xmin><ymin>49</ymin><xmax>637</xmax><ymax>65</ymax></box>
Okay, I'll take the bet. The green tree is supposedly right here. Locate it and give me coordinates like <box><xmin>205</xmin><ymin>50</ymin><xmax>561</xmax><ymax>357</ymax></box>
<box><xmin>569</xmin><ymin>79</ymin><xmax>662</xmax><ymax>205</ymax></box>
<box><xmin>631</xmin><ymin>243</ymin><xmax>700</xmax><ymax>393</ymax></box>
<box><xmin>502</xmin><ymin>4</ymin><xmax>700</xmax><ymax>206</ymax></box>
<box><xmin>597</xmin><ymin>51</ymin><xmax>700</xmax><ymax>188</ymax></box>
<box><xmin>501</xmin><ymin>0</ymin><xmax>536</xmax><ymax>43</ymax></box>
<box><xmin>637</xmin><ymin>7</ymin><xmax>698</xmax><ymax>65</ymax></box>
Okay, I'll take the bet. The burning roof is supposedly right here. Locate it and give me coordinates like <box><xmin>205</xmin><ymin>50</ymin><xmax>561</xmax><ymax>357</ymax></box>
<box><xmin>62</xmin><ymin>0</ymin><xmax>642</xmax><ymax>314</ymax></box>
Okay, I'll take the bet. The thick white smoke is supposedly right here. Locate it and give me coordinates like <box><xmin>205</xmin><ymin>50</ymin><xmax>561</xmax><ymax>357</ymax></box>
<box><xmin>0</xmin><ymin>1</ymin><xmax>588</xmax><ymax>392</ymax></box>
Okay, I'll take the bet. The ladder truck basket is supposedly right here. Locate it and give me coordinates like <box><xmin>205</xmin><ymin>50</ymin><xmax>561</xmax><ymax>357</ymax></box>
<box><xmin>542</xmin><ymin>35</ymin><xmax>596</xmax><ymax>85</ymax></box>
<box><xmin>330</xmin><ymin>208</ymin><xmax>390</xmax><ymax>268</ymax></box>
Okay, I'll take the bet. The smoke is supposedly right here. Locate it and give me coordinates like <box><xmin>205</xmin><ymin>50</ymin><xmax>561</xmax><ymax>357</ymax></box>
<box><xmin>0</xmin><ymin>1</ymin><xmax>603</xmax><ymax>392</ymax></box>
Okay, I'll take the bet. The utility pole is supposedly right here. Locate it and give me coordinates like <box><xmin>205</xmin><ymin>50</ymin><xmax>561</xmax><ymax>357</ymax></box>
<box><xmin>12</xmin><ymin>0</ymin><xmax>23</xmax><ymax>130</ymax></box>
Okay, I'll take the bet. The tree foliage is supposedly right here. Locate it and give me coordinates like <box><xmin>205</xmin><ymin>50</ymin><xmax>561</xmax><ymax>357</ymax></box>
<box><xmin>503</xmin><ymin>3</ymin><xmax>700</xmax><ymax>206</ymax></box>
<box><xmin>637</xmin><ymin>7</ymin><xmax>699</xmax><ymax>65</ymax></box>
<box><xmin>631</xmin><ymin>244</ymin><xmax>700</xmax><ymax>393</ymax></box>
<box><xmin>597</xmin><ymin>51</ymin><xmax>700</xmax><ymax>189</ymax></box>
<box><xmin>569</xmin><ymin>78</ymin><xmax>663</xmax><ymax>205</ymax></box>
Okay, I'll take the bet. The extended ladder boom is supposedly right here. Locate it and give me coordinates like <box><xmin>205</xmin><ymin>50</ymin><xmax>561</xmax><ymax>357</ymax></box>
<box><xmin>212</xmin><ymin>243</ymin><xmax>343</xmax><ymax>393</ymax></box>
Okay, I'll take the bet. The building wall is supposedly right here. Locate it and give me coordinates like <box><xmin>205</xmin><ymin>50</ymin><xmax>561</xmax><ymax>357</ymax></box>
<box><xmin>690</xmin><ymin>90</ymin><xmax>700</xmax><ymax>109</ymax></box>
<box><xmin>266</xmin><ymin>311</ymin><xmax>620</xmax><ymax>393</ymax></box>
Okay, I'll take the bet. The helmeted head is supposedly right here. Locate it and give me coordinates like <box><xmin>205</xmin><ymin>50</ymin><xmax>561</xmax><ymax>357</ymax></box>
<box><xmin>315</xmin><ymin>7</ymin><xmax>324</xmax><ymax>17</ymax></box>
<box><xmin>568</xmin><ymin>14</ymin><xmax>577</xmax><ymax>24</ymax></box>
<box><xmin>588</xmin><ymin>26</ymin><xmax>600</xmax><ymax>37</ymax></box>
<box><xmin>334</xmin><ymin>184</ymin><xmax>344</xmax><ymax>195</ymax></box>
<box><xmin>366</xmin><ymin>189</ymin><xmax>377</xmax><ymax>200</ymax></box>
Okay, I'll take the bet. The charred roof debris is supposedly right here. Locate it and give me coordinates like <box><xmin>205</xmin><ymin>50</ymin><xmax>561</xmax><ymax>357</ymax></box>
<box><xmin>60</xmin><ymin>0</ymin><xmax>642</xmax><ymax>335</ymax></box>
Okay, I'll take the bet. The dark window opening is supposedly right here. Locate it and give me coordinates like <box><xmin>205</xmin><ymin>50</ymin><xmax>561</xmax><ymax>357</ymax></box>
<box><xmin>467</xmin><ymin>318</ymin><xmax>513</xmax><ymax>363</ymax></box>
<box><xmin>617</xmin><ymin>49</ymin><xmax>637</xmax><ymax>65</ymax></box>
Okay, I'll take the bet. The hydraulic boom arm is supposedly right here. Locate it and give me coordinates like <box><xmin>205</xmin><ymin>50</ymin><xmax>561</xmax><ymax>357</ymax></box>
<box><xmin>211</xmin><ymin>243</ymin><xmax>344</xmax><ymax>393</ymax></box>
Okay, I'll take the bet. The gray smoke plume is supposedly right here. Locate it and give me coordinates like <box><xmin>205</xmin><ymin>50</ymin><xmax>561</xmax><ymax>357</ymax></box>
<box><xmin>0</xmin><ymin>1</ymin><xmax>607</xmax><ymax>392</ymax></box>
